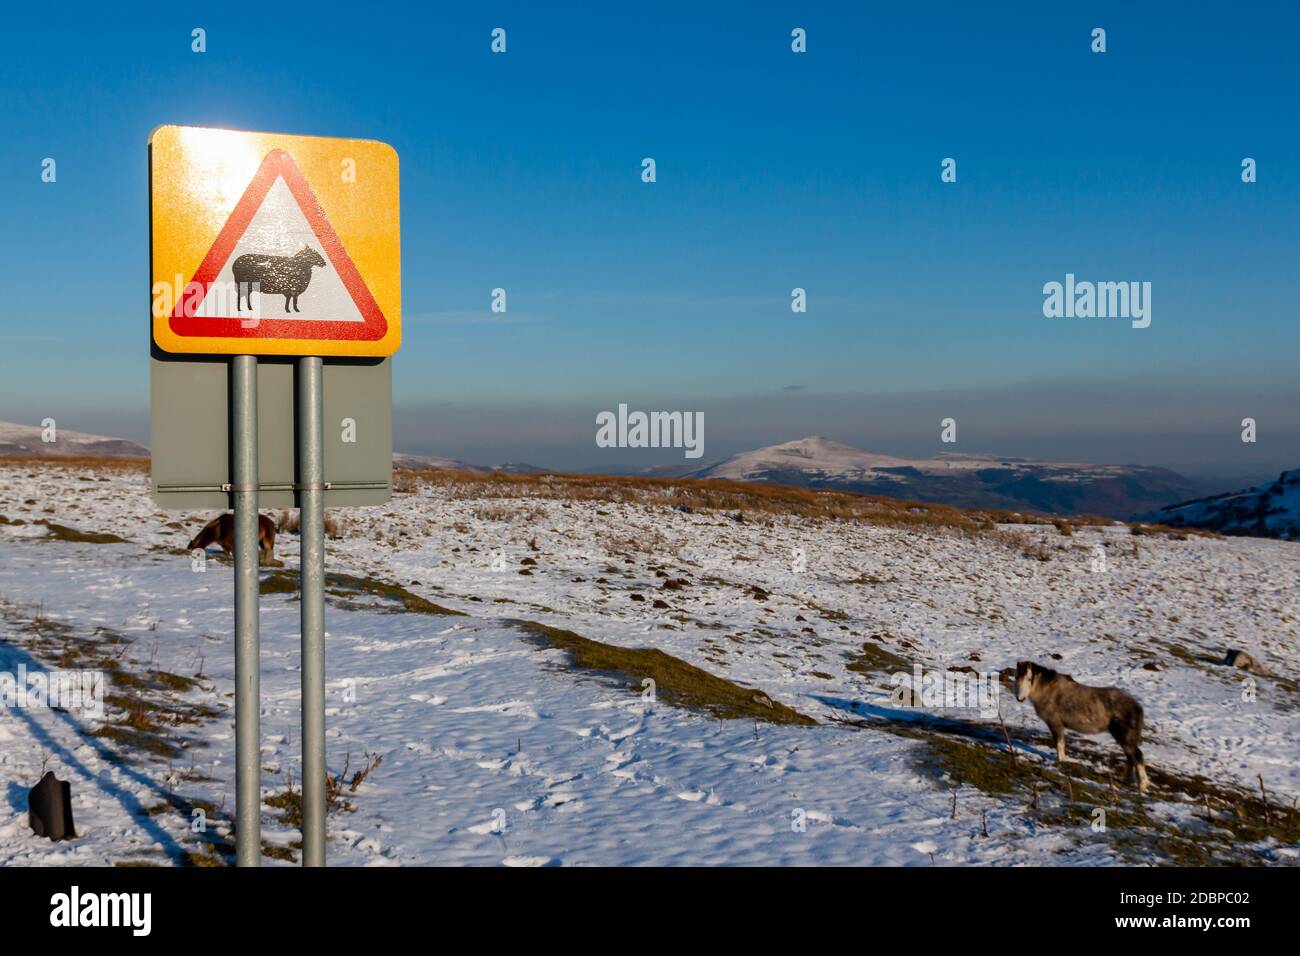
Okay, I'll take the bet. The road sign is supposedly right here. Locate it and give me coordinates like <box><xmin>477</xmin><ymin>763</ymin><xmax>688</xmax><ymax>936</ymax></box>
<box><xmin>149</xmin><ymin>125</ymin><xmax>402</xmax><ymax>868</ymax></box>
<box><xmin>150</xmin><ymin>125</ymin><xmax>401</xmax><ymax>357</ymax></box>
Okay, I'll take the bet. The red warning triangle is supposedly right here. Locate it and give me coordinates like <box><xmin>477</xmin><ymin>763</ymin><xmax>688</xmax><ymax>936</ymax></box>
<box><xmin>169</xmin><ymin>149</ymin><xmax>388</xmax><ymax>342</ymax></box>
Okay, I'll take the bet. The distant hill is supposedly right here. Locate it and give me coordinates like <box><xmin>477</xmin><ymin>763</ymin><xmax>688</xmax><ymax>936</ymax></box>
<box><xmin>393</xmin><ymin>452</ymin><xmax>545</xmax><ymax>475</ymax></box>
<box><xmin>685</xmin><ymin>436</ymin><xmax>1208</xmax><ymax>519</ymax></box>
<box><xmin>1136</xmin><ymin>469</ymin><xmax>1300</xmax><ymax>541</ymax></box>
<box><xmin>392</xmin><ymin>452</ymin><xmax>487</xmax><ymax>472</ymax></box>
<box><xmin>0</xmin><ymin>420</ymin><xmax>148</xmax><ymax>459</ymax></box>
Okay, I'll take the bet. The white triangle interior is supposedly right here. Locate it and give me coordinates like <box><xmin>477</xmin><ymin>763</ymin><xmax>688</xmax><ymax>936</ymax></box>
<box><xmin>192</xmin><ymin>177</ymin><xmax>365</xmax><ymax>323</ymax></box>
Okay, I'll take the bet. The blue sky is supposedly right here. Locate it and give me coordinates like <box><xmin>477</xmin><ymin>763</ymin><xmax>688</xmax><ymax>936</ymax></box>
<box><xmin>1</xmin><ymin>1</ymin><xmax>1297</xmax><ymax>478</ymax></box>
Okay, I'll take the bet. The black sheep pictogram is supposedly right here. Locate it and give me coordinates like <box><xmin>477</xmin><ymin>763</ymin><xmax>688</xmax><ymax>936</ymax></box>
<box><xmin>233</xmin><ymin>245</ymin><xmax>328</xmax><ymax>312</ymax></box>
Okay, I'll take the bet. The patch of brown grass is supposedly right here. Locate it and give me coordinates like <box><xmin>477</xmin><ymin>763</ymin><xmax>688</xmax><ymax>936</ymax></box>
<box><xmin>0</xmin><ymin>454</ymin><xmax>148</xmax><ymax>473</ymax></box>
<box><xmin>391</xmin><ymin>467</ymin><xmax>1093</xmax><ymax>534</ymax></box>
<box><xmin>1128</xmin><ymin>522</ymin><xmax>1222</xmax><ymax>540</ymax></box>
<box><xmin>38</xmin><ymin>520</ymin><xmax>129</xmax><ymax>545</ymax></box>
<box><xmin>999</xmin><ymin>529</ymin><xmax>1057</xmax><ymax>561</ymax></box>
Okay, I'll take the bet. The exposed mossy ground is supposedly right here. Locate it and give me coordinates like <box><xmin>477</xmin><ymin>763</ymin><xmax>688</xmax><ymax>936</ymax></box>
<box><xmin>37</xmin><ymin>520</ymin><xmax>129</xmax><ymax>545</ymax></box>
<box><xmin>260</xmin><ymin>567</ymin><xmax>465</xmax><ymax>616</ymax></box>
<box><xmin>513</xmin><ymin>619</ymin><xmax>816</xmax><ymax>726</ymax></box>
<box><xmin>846</xmin><ymin>640</ymin><xmax>911</xmax><ymax>675</ymax></box>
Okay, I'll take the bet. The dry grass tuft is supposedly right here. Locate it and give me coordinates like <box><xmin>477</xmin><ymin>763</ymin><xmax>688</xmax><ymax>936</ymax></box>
<box><xmin>0</xmin><ymin>454</ymin><xmax>148</xmax><ymax>474</ymax></box>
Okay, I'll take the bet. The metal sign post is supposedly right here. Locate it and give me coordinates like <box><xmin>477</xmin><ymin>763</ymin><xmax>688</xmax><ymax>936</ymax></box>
<box><xmin>298</xmin><ymin>356</ymin><xmax>327</xmax><ymax>867</ymax></box>
<box><xmin>231</xmin><ymin>355</ymin><xmax>261</xmax><ymax>866</ymax></box>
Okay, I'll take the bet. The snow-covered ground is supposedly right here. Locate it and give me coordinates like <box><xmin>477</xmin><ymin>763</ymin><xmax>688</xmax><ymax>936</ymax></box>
<box><xmin>2</xmin><ymin>460</ymin><xmax>1298</xmax><ymax>865</ymax></box>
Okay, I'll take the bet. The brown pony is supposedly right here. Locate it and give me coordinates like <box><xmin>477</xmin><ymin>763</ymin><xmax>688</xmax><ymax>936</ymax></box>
<box><xmin>187</xmin><ymin>513</ymin><xmax>276</xmax><ymax>565</ymax></box>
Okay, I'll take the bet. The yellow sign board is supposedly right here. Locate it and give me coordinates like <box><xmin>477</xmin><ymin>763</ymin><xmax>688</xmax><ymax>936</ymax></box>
<box><xmin>150</xmin><ymin>125</ymin><xmax>401</xmax><ymax>357</ymax></box>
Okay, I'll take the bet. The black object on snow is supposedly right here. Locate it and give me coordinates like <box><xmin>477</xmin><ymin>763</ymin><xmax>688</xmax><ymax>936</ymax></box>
<box><xmin>28</xmin><ymin>771</ymin><xmax>77</xmax><ymax>841</ymax></box>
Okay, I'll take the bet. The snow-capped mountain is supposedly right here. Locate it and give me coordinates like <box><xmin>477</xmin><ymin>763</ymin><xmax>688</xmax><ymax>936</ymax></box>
<box><xmin>687</xmin><ymin>436</ymin><xmax>1208</xmax><ymax>518</ymax></box>
<box><xmin>0</xmin><ymin>420</ymin><xmax>148</xmax><ymax>458</ymax></box>
<box><xmin>1137</xmin><ymin>469</ymin><xmax>1300</xmax><ymax>540</ymax></box>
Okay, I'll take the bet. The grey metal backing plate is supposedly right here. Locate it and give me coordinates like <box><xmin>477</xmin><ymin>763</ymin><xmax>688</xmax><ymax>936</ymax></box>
<box><xmin>150</xmin><ymin>354</ymin><xmax>391</xmax><ymax>509</ymax></box>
